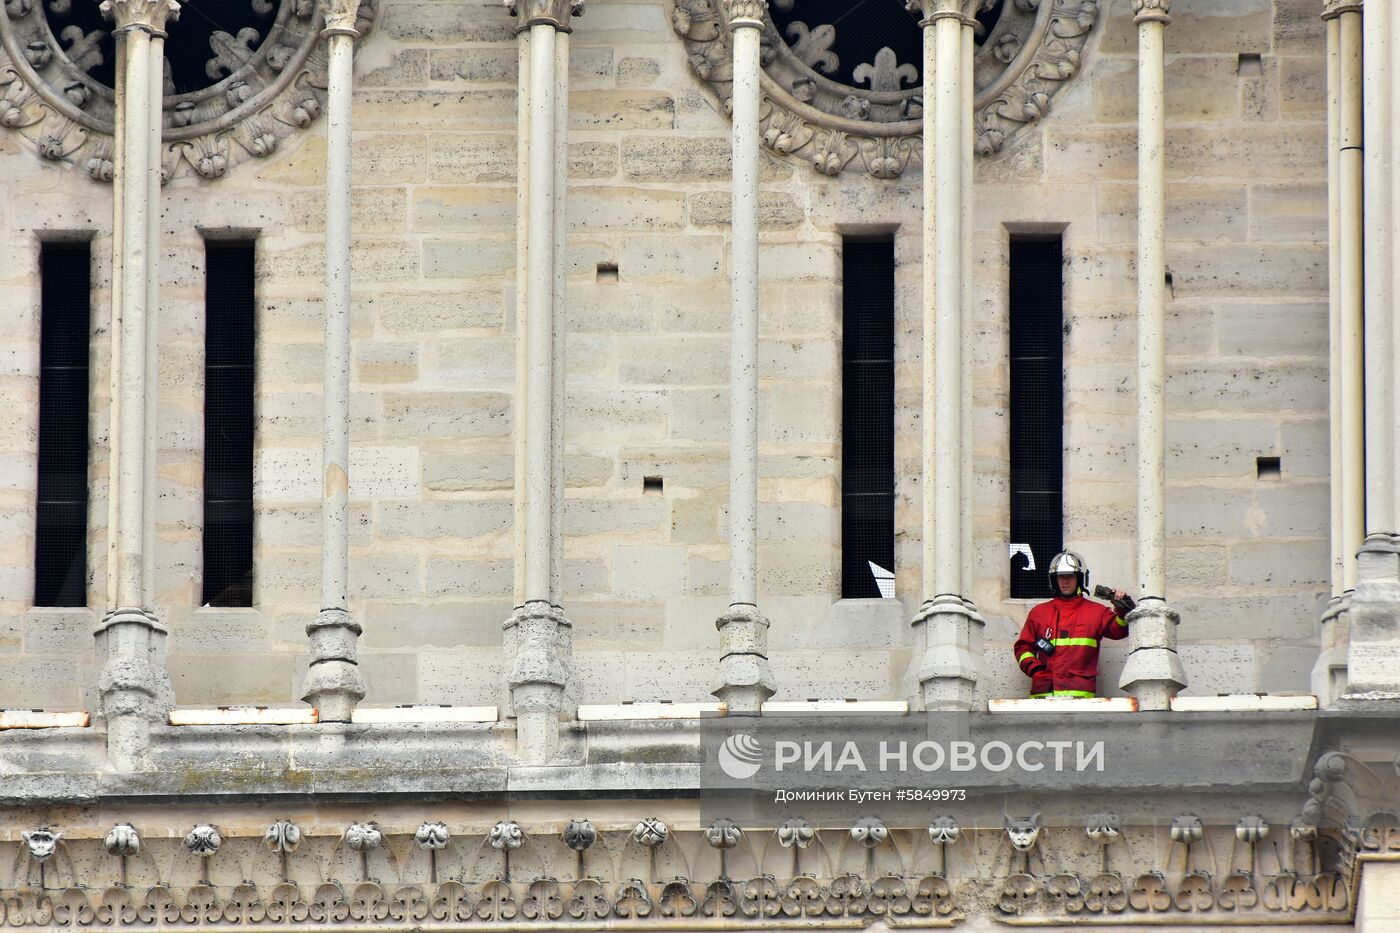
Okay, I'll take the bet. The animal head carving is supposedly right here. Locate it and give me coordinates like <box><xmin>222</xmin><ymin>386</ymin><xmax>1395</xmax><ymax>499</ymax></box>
<box><xmin>1004</xmin><ymin>813</ymin><xmax>1042</xmax><ymax>852</ymax></box>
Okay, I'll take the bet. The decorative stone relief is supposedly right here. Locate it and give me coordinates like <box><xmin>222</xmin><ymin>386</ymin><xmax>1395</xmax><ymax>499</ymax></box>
<box><xmin>673</xmin><ymin>0</ymin><xmax>1100</xmax><ymax>178</ymax></box>
<box><xmin>0</xmin><ymin>816</ymin><xmax>1357</xmax><ymax>927</ymax></box>
<box><xmin>0</xmin><ymin>0</ymin><xmax>378</xmax><ymax>181</ymax></box>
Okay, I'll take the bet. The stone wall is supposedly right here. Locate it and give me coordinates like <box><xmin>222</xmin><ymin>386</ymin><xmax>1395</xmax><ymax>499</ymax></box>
<box><xmin>0</xmin><ymin>0</ymin><xmax>1330</xmax><ymax>710</ymax></box>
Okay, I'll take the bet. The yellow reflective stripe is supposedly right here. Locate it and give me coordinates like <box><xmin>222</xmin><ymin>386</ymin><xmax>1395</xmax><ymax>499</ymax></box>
<box><xmin>1018</xmin><ymin>652</ymin><xmax>1036</xmax><ymax>664</ymax></box>
<box><xmin>1052</xmin><ymin>637</ymin><xmax>1098</xmax><ymax>648</ymax></box>
<box><xmin>1115</xmin><ymin>616</ymin><xmax>1129</xmax><ymax>627</ymax></box>
<box><xmin>1051</xmin><ymin>690</ymin><xmax>1096</xmax><ymax>698</ymax></box>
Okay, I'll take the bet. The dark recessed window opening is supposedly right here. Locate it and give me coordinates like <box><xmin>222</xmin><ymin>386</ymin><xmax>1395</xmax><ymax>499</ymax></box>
<box><xmin>643</xmin><ymin>475</ymin><xmax>664</xmax><ymax>495</ymax></box>
<box><xmin>841</xmin><ymin>237</ymin><xmax>896</xmax><ymax>599</ymax></box>
<box><xmin>1009</xmin><ymin>237</ymin><xmax>1065</xmax><ymax>599</ymax></box>
<box><xmin>1257</xmin><ymin>456</ymin><xmax>1282</xmax><ymax>479</ymax></box>
<box><xmin>34</xmin><ymin>242</ymin><xmax>92</xmax><ymax>608</ymax></box>
<box><xmin>202</xmin><ymin>241</ymin><xmax>256</xmax><ymax>607</ymax></box>
<box><xmin>597</xmin><ymin>262</ymin><xmax>619</xmax><ymax>284</ymax></box>
<box><xmin>1238</xmin><ymin>53</ymin><xmax>1264</xmax><ymax>77</ymax></box>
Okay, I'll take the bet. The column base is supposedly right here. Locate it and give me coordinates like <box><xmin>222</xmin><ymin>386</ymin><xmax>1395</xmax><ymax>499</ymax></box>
<box><xmin>1313</xmin><ymin>592</ymin><xmax>1353</xmax><ymax>705</ymax></box>
<box><xmin>300</xmin><ymin>608</ymin><xmax>365</xmax><ymax>722</ymax></box>
<box><xmin>712</xmin><ymin>604</ymin><xmax>776</xmax><ymax>715</ymax></box>
<box><xmin>505</xmin><ymin>601</ymin><xmax>570</xmax><ymax>764</ymax></box>
<box><xmin>1117</xmin><ymin>599</ymin><xmax>1186</xmax><ymax>711</ymax></box>
<box><xmin>909</xmin><ymin>594</ymin><xmax>984</xmax><ymax>711</ymax></box>
<box><xmin>93</xmin><ymin>607</ymin><xmax>174</xmax><ymax>772</ymax></box>
<box><xmin>1339</xmin><ymin>534</ymin><xmax>1400</xmax><ymax>705</ymax></box>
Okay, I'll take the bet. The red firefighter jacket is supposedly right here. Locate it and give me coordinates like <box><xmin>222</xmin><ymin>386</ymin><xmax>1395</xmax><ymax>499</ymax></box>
<box><xmin>1013</xmin><ymin>592</ymin><xmax>1129</xmax><ymax>698</ymax></box>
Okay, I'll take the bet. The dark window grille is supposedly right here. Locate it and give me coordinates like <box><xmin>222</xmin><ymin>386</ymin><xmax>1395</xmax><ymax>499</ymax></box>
<box><xmin>1009</xmin><ymin>237</ymin><xmax>1065</xmax><ymax>599</ymax></box>
<box><xmin>34</xmin><ymin>242</ymin><xmax>92</xmax><ymax>607</ymax></box>
<box><xmin>841</xmin><ymin>238</ymin><xmax>896</xmax><ymax>599</ymax></box>
<box><xmin>202</xmin><ymin>242</ymin><xmax>256</xmax><ymax>607</ymax></box>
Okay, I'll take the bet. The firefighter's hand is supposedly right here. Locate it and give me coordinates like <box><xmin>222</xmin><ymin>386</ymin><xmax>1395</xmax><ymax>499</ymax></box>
<box><xmin>1027</xmin><ymin>662</ymin><xmax>1047</xmax><ymax>677</ymax></box>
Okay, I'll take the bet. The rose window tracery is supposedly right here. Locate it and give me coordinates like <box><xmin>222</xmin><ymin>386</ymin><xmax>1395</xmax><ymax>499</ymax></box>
<box><xmin>674</xmin><ymin>0</ymin><xmax>1100</xmax><ymax>179</ymax></box>
<box><xmin>0</xmin><ymin>0</ymin><xmax>377</xmax><ymax>182</ymax></box>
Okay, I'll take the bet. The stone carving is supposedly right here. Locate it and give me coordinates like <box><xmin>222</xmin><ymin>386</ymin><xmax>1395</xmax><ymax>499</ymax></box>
<box><xmin>490</xmin><ymin>821</ymin><xmax>525</xmax><ymax>850</ymax></box>
<box><xmin>103</xmin><ymin>824</ymin><xmax>140</xmax><ymax>857</ymax></box>
<box><xmin>263</xmin><ymin>820</ymin><xmax>301</xmax><ymax>853</ymax></box>
<box><xmin>0</xmin><ymin>0</ymin><xmax>378</xmax><ymax>181</ymax></box>
<box><xmin>183</xmin><ymin>825</ymin><xmax>222</xmax><ymax>857</ymax></box>
<box><xmin>928</xmin><ymin>816</ymin><xmax>960</xmax><ymax>845</ymax></box>
<box><xmin>674</xmin><ymin>0</ymin><xmax>1098</xmax><ymax>178</ymax></box>
<box><xmin>706</xmin><ymin>818</ymin><xmax>743</xmax><ymax>849</ymax></box>
<box><xmin>850</xmin><ymin>817</ymin><xmax>888</xmax><ymax>848</ymax></box>
<box><xmin>0</xmin><ymin>817</ymin><xmax>1357</xmax><ymax>927</ymax></box>
<box><xmin>21</xmin><ymin>829</ymin><xmax>61</xmax><ymax>863</ymax></box>
<box><xmin>776</xmin><ymin>818</ymin><xmax>813</xmax><ymax>848</ymax></box>
<box><xmin>415</xmin><ymin>821</ymin><xmax>451</xmax><ymax>850</ymax></box>
<box><xmin>1086</xmin><ymin>812</ymin><xmax>1121</xmax><ymax>841</ymax></box>
<box><xmin>633</xmin><ymin>818</ymin><xmax>669</xmax><ymax>847</ymax></box>
<box><xmin>1005</xmin><ymin>813</ymin><xmax>1041</xmax><ymax>851</ymax></box>
<box><xmin>562</xmin><ymin>819</ymin><xmax>597</xmax><ymax>851</ymax></box>
<box><xmin>343</xmin><ymin>822</ymin><xmax>383</xmax><ymax>851</ymax></box>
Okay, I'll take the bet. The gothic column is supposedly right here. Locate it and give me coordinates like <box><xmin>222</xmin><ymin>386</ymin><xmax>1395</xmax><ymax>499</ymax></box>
<box><xmin>298</xmin><ymin>0</ymin><xmax>366</xmax><ymax>722</ymax></box>
<box><xmin>1344</xmin><ymin>0</ymin><xmax>1400</xmax><ymax>705</ymax></box>
<box><xmin>712</xmin><ymin>0</ymin><xmax>775</xmax><ymax>714</ymax></box>
<box><xmin>959</xmin><ymin>7</ymin><xmax>975</xmax><ymax>603</ymax></box>
<box><xmin>94</xmin><ymin>0</ymin><xmax>179</xmax><ymax>771</ymax></box>
<box><xmin>1118</xmin><ymin>0</ymin><xmax>1186</xmax><ymax>711</ymax></box>
<box><xmin>907</xmin><ymin>0</ymin><xmax>982</xmax><ymax>711</ymax></box>
<box><xmin>1317</xmin><ymin>0</ymin><xmax>1365</xmax><ymax>703</ymax></box>
<box><xmin>503</xmin><ymin>0</ymin><xmax>580</xmax><ymax>762</ymax></box>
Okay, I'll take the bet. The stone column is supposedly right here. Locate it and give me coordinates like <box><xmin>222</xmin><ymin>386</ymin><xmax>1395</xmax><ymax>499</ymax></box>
<box><xmin>907</xmin><ymin>0</ymin><xmax>982</xmax><ymax>711</ymax></box>
<box><xmin>959</xmin><ymin>7</ymin><xmax>975</xmax><ymax>603</ymax></box>
<box><xmin>1355</xmin><ymin>860</ymin><xmax>1400</xmax><ymax>931</ymax></box>
<box><xmin>1118</xmin><ymin>0</ymin><xmax>1186</xmax><ymax>711</ymax></box>
<box><xmin>94</xmin><ymin>0</ymin><xmax>179</xmax><ymax>772</ymax></box>
<box><xmin>503</xmin><ymin>0</ymin><xmax>580</xmax><ymax>762</ymax></box>
<box><xmin>1317</xmin><ymin>0</ymin><xmax>1365</xmax><ymax>704</ymax></box>
<box><xmin>712</xmin><ymin>0</ymin><xmax>775</xmax><ymax>714</ymax></box>
<box><xmin>299</xmin><ymin>0</ymin><xmax>366</xmax><ymax>723</ymax></box>
<box><xmin>1362</xmin><ymin>0</ymin><xmax>1394</xmax><ymax>535</ymax></box>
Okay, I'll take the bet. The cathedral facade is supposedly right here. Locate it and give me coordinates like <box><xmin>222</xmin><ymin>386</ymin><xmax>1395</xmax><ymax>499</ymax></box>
<box><xmin>1</xmin><ymin>0</ymin><xmax>1398</xmax><ymax>929</ymax></box>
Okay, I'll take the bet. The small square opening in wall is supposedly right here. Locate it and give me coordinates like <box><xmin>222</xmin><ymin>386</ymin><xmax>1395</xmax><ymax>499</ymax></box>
<box><xmin>597</xmin><ymin>262</ymin><xmax>619</xmax><ymax>284</ymax></box>
<box><xmin>643</xmin><ymin>476</ymin><xmax>664</xmax><ymax>495</ymax></box>
<box><xmin>1257</xmin><ymin>456</ymin><xmax>1282</xmax><ymax>479</ymax></box>
<box><xmin>1238</xmin><ymin>53</ymin><xmax>1263</xmax><ymax>77</ymax></box>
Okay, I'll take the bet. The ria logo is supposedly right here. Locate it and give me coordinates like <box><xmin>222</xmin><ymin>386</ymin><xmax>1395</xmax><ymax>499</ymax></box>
<box><xmin>718</xmin><ymin>733</ymin><xmax>764</xmax><ymax>780</ymax></box>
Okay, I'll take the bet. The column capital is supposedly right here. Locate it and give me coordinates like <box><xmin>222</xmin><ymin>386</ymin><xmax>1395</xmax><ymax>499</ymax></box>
<box><xmin>99</xmin><ymin>0</ymin><xmax>180</xmax><ymax>34</ymax></box>
<box><xmin>905</xmin><ymin>0</ymin><xmax>971</xmax><ymax>27</ymax></box>
<box><xmin>722</xmin><ymin>0</ymin><xmax>766</xmax><ymax>27</ymax></box>
<box><xmin>1132</xmin><ymin>0</ymin><xmax>1171</xmax><ymax>25</ymax></box>
<box><xmin>1321</xmin><ymin>0</ymin><xmax>1362</xmax><ymax>20</ymax></box>
<box><xmin>503</xmin><ymin>0</ymin><xmax>584</xmax><ymax>30</ymax></box>
<box><xmin>322</xmin><ymin>0</ymin><xmax>361</xmax><ymax>36</ymax></box>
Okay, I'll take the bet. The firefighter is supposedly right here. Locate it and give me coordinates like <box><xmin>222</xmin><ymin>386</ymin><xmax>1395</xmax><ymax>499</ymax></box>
<box><xmin>1013</xmin><ymin>550</ymin><xmax>1135</xmax><ymax>699</ymax></box>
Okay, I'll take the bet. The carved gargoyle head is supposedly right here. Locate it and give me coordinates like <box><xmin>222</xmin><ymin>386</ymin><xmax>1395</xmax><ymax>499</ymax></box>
<box><xmin>21</xmin><ymin>829</ymin><xmax>62</xmax><ymax>863</ymax></box>
<box><xmin>343</xmin><ymin>822</ymin><xmax>382</xmax><ymax>852</ymax></box>
<box><xmin>415</xmin><ymin>821</ymin><xmax>450</xmax><ymax>851</ymax></box>
<box><xmin>489</xmin><ymin>820</ymin><xmax>524</xmax><ymax>851</ymax></box>
<box><xmin>850</xmin><ymin>817</ymin><xmax>888</xmax><ymax>849</ymax></box>
<box><xmin>633</xmin><ymin>818</ymin><xmax>668</xmax><ymax>847</ymax></box>
<box><xmin>562</xmin><ymin>819</ymin><xmax>596</xmax><ymax>851</ymax></box>
<box><xmin>1004</xmin><ymin>813</ymin><xmax>1042</xmax><ymax>852</ymax></box>
<box><xmin>705</xmin><ymin>818</ymin><xmax>742</xmax><ymax>850</ymax></box>
<box><xmin>928</xmin><ymin>816</ymin><xmax>960</xmax><ymax>845</ymax></box>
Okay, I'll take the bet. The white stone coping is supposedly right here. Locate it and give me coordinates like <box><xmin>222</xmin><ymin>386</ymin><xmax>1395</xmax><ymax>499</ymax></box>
<box><xmin>761</xmin><ymin>700</ymin><xmax>910</xmax><ymax>715</ymax></box>
<box><xmin>351</xmin><ymin>705</ymin><xmax>498</xmax><ymax>723</ymax></box>
<box><xmin>989</xmin><ymin>697</ymin><xmax>1140</xmax><ymax>713</ymax></box>
<box><xmin>577</xmin><ymin>702</ymin><xmax>727</xmax><ymax>720</ymax></box>
<box><xmin>168</xmin><ymin>707</ymin><xmax>318</xmax><ymax>726</ymax></box>
<box><xmin>1170</xmin><ymin>694</ymin><xmax>1319</xmax><ymax>712</ymax></box>
<box><xmin>0</xmin><ymin>710</ymin><xmax>90</xmax><ymax>729</ymax></box>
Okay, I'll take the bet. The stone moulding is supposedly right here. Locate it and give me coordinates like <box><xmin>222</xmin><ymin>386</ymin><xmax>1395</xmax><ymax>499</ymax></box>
<box><xmin>673</xmin><ymin>0</ymin><xmax>1099</xmax><ymax>179</ymax></box>
<box><xmin>0</xmin><ymin>818</ymin><xmax>1366</xmax><ymax>928</ymax></box>
<box><xmin>0</xmin><ymin>0</ymin><xmax>377</xmax><ymax>182</ymax></box>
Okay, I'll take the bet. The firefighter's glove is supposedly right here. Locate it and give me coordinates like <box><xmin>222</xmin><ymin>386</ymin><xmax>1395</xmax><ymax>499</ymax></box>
<box><xmin>1034</xmin><ymin>637</ymin><xmax>1055</xmax><ymax>657</ymax></box>
<box><xmin>1112</xmin><ymin>594</ymin><xmax>1137</xmax><ymax>617</ymax></box>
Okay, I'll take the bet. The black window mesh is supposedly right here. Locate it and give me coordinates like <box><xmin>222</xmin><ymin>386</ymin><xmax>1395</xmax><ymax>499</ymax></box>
<box><xmin>202</xmin><ymin>242</ymin><xmax>255</xmax><ymax>607</ymax></box>
<box><xmin>34</xmin><ymin>243</ymin><xmax>92</xmax><ymax>607</ymax></box>
<box><xmin>1009</xmin><ymin>238</ymin><xmax>1065</xmax><ymax>599</ymax></box>
<box><xmin>841</xmin><ymin>238</ymin><xmax>896</xmax><ymax>599</ymax></box>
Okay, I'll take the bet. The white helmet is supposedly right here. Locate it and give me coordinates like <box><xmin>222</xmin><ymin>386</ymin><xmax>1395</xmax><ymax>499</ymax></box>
<box><xmin>1047</xmin><ymin>550</ymin><xmax>1089</xmax><ymax>597</ymax></box>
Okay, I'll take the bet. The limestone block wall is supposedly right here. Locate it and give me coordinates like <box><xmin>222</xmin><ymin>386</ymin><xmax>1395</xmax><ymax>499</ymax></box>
<box><xmin>0</xmin><ymin>0</ymin><xmax>1329</xmax><ymax>710</ymax></box>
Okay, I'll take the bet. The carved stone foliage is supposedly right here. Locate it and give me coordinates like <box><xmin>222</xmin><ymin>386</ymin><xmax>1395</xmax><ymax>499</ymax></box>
<box><xmin>673</xmin><ymin>0</ymin><xmax>1099</xmax><ymax>179</ymax></box>
<box><xmin>0</xmin><ymin>0</ymin><xmax>378</xmax><ymax>182</ymax></box>
<box><xmin>0</xmin><ymin>816</ymin><xmax>1358</xmax><ymax>927</ymax></box>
